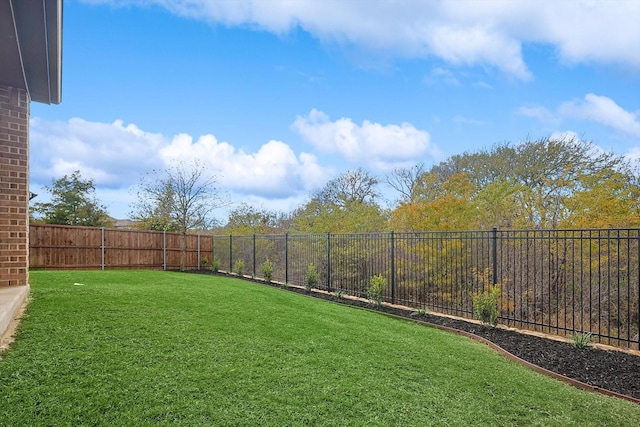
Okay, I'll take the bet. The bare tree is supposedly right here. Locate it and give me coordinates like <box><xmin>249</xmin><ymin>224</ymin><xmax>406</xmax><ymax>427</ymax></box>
<box><xmin>131</xmin><ymin>161</ymin><xmax>230</xmax><ymax>270</ymax></box>
<box><xmin>316</xmin><ymin>168</ymin><xmax>380</xmax><ymax>208</ymax></box>
<box><xmin>385</xmin><ymin>163</ymin><xmax>425</xmax><ymax>203</ymax></box>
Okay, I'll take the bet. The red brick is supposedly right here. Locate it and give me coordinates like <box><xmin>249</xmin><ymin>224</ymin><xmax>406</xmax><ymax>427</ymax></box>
<box><xmin>0</xmin><ymin>85</ymin><xmax>29</xmax><ymax>287</ymax></box>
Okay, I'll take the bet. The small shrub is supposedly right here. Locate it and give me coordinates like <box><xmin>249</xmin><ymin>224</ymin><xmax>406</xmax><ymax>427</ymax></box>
<box><xmin>211</xmin><ymin>256</ymin><xmax>220</xmax><ymax>273</ymax></box>
<box><xmin>367</xmin><ymin>274</ymin><xmax>387</xmax><ymax>309</ymax></box>
<box><xmin>201</xmin><ymin>257</ymin><xmax>208</xmax><ymax>268</ymax></box>
<box><xmin>411</xmin><ymin>308</ymin><xmax>429</xmax><ymax>317</ymax></box>
<box><xmin>305</xmin><ymin>264</ymin><xmax>318</xmax><ymax>292</ymax></box>
<box><xmin>573</xmin><ymin>331</ymin><xmax>593</xmax><ymax>349</ymax></box>
<box><xmin>234</xmin><ymin>259</ymin><xmax>244</xmax><ymax>276</ymax></box>
<box><xmin>262</xmin><ymin>258</ymin><xmax>273</xmax><ymax>283</ymax></box>
<box><xmin>334</xmin><ymin>289</ymin><xmax>344</xmax><ymax>299</ymax></box>
<box><xmin>473</xmin><ymin>284</ymin><xmax>500</xmax><ymax>327</ymax></box>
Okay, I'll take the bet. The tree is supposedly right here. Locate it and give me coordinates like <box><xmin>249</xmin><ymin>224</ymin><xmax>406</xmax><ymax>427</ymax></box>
<box><xmin>131</xmin><ymin>178</ymin><xmax>184</xmax><ymax>232</ymax></box>
<box><xmin>391</xmin><ymin>137</ymin><xmax>636</xmax><ymax>231</ymax></box>
<box><xmin>131</xmin><ymin>161</ymin><xmax>229</xmax><ymax>270</ymax></box>
<box><xmin>315</xmin><ymin>168</ymin><xmax>380</xmax><ymax>208</ymax></box>
<box><xmin>561</xmin><ymin>168</ymin><xmax>640</xmax><ymax>228</ymax></box>
<box><xmin>30</xmin><ymin>170</ymin><xmax>113</xmax><ymax>227</ymax></box>
<box><xmin>385</xmin><ymin>163</ymin><xmax>425</xmax><ymax>203</ymax></box>
<box><xmin>292</xmin><ymin>197</ymin><xmax>389</xmax><ymax>233</ymax></box>
<box><xmin>391</xmin><ymin>172</ymin><xmax>478</xmax><ymax>231</ymax></box>
<box><xmin>220</xmin><ymin>203</ymin><xmax>282</xmax><ymax>235</ymax></box>
<box><xmin>291</xmin><ymin>169</ymin><xmax>388</xmax><ymax>233</ymax></box>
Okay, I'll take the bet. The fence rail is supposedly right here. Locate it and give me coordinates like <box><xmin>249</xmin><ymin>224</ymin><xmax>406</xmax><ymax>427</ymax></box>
<box><xmin>29</xmin><ymin>224</ymin><xmax>212</xmax><ymax>271</ymax></box>
<box><xmin>29</xmin><ymin>224</ymin><xmax>640</xmax><ymax>349</ymax></box>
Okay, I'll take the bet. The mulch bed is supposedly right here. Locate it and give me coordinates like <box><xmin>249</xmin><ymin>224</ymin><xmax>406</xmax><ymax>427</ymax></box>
<box><xmin>189</xmin><ymin>271</ymin><xmax>640</xmax><ymax>402</ymax></box>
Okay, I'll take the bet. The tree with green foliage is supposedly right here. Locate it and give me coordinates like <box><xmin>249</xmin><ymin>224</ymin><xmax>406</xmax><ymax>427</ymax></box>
<box><xmin>220</xmin><ymin>203</ymin><xmax>283</xmax><ymax>235</ymax></box>
<box><xmin>391</xmin><ymin>137</ymin><xmax>638</xmax><ymax>231</ymax></box>
<box><xmin>30</xmin><ymin>170</ymin><xmax>113</xmax><ymax>227</ymax></box>
<box><xmin>391</xmin><ymin>171</ymin><xmax>479</xmax><ymax>231</ymax></box>
<box><xmin>131</xmin><ymin>179</ymin><xmax>181</xmax><ymax>232</ymax></box>
<box><xmin>131</xmin><ymin>161</ymin><xmax>229</xmax><ymax>270</ymax></box>
<box><xmin>292</xmin><ymin>169</ymin><xmax>389</xmax><ymax>233</ymax></box>
<box><xmin>561</xmin><ymin>168</ymin><xmax>640</xmax><ymax>228</ymax></box>
<box><xmin>288</xmin><ymin>169</ymin><xmax>388</xmax><ymax>295</ymax></box>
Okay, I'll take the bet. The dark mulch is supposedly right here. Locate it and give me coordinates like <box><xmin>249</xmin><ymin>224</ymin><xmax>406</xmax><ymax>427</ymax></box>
<box><xmin>189</xmin><ymin>271</ymin><xmax>640</xmax><ymax>401</ymax></box>
<box><xmin>381</xmin><ymin>304</ymin><xmax>640</xmax><ymax>401</ymax></box>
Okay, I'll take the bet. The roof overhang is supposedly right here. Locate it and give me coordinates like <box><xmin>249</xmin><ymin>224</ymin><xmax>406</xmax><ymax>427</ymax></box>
<box><xmin>0</xmin><ymin>0</ymin><xmax>63</xmax><ymax>104</ymax></box>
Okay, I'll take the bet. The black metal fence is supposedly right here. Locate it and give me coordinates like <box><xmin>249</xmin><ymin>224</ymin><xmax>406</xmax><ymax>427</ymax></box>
<box><xmin>213</xmin><ymin>228</ymin><xmax>640</xmax><ymax>349</ymax></box>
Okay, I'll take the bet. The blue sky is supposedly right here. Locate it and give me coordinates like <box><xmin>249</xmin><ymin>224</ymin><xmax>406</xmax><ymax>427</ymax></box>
<box><xmin>30</xmin><ymin>0</ymin><xmax>640</xmax><ymax>220</ymax></box>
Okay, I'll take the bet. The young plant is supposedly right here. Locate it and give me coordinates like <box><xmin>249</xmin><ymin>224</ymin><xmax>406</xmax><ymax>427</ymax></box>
<box><xmin>234</xmin><ymin>259</ymin><xmax>244</xmax><ymax>276</ymax></box>
<box><xmin>573</xmin><ymin>331</ymin><xmax>593</xmax><ymax>349</ymax></box>
<box><xmin>201</xmin><ymin>257</ymin><xmax>208</xmax><ymax>268</ymax></box>
<box><xmin>367</xmin><ymin>274</ymin><xmax>387</xmax><ymax>309</ymax></box>
<box><xmin>305</xmin><ymin>264</ymin><xmax>318</xmax><ymax>292</ymax></box>
<box><xmin>334</xmin><ymin>289</ymin><xmax>344</xmax><ymax>299</ymax></box>
<box><xmin>262</xmin><ymin>258</ymin><xmax>273</xmax><ymax>283</ymax></box>
<box><xmin>473</xmin><ymin>284</ymin><xmax>500</xmax><ymax>327</ymax></box>
<box><xmin>211</xmin><ymin>256</ymin><xmax>220</xmax><ymax>273</ymax></box>
<box><xmin>411</xmin><ymin>308</ymin><xmax>429</xmax><ymax>317</ymax></box>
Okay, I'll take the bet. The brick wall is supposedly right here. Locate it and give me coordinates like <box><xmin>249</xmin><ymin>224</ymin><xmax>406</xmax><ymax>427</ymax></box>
<box><xmin>0</xmin><ymin>85</ymin><xmax>30</xmax><ymax>287</ymax></box>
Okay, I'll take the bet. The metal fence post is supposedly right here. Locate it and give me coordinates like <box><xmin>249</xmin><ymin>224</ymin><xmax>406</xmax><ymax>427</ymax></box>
<box><xmin>390</xmin><ymin>231</ymin><xmax>395</xmax><ymax>304</ymax></box>
<box><xmin>285</xmin><ymin>233</ymin><xmax>289</xmax><ymax>285</ymax></box>
<box><xmin>327</xmin><ymin>232</ymin><xmax>332</xmax><ymax>292</ymax></box>
<box><xmin>229</xmin><ymin>234</ymin><xmax>233</xmax><ymax>272</ymax></box>
<box><xmin>163</xmin><ymin>230</ymin><xmax>166</xmax><ymax>271</ymax></box>
<box><xmin>253</xmin><ymin>234</ymin><xmax>256</xmax><ymax>277</ymax></box>
<box><xmin>492</xmin><ymin>226</ymin><xmax>498</xmax><ymax>285</ymax></box>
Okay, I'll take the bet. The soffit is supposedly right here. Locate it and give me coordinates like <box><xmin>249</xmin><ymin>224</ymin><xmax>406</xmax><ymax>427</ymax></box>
<box><xmin>0</xmin><ymin>0</ymin><xmax>62</xmax><ymax>104</ymax></box>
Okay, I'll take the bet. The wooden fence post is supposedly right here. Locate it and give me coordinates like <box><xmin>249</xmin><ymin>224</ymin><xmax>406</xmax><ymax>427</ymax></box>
<box><xmin>101</xmin><ymin>227</ymin><xmax>105</xmax><ymax>270</ymax></box>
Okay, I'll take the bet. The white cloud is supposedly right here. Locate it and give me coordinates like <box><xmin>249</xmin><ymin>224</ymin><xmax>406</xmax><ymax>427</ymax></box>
<box><xmin>30</xmin><ymin>117</ymin><xmax>166</xmax><ymax>187</ymax></box>
<box><xmin>30</xmin><ymin>117</ymin><xmax>330</xmax><ymax>217</ymax></box>
<box><xmin>440</xmin><ymin>1</ymin><xmax>640</xmax><ymax>69</ymax></box>
<box><xmin>626</xmin><ymin>146</ymin><xmax>640</xmax><ymax>162</ymax></box>
<box><xmin>82</xmin><ymin>0</ymin><xmax>640</xmax><ymax>78</ymax></box>
<box><xmin>291</xmin><ymin>109</ymin><xmax>438</xmax><ymax>170</ymax></box>
<box><xmin>426</xmin><ymin>24</ymin><xmax>530</xmax><ymax>79</ymax></box>
<box><xmin>159</xmin><ymin>134</ymin><xmax>328</xmax><ymax>198</ymax></box>
<box><xmin>523</xmin><ymin>1</ymin><xmax>640</xmax><ymax>69</ymax></box>
<box><xmin>549</xmin><ymin>130</ymin><xmax>582</xmax><ymax>143</ymax></box>
<box><xmin>559</xmin><ymin>94</ymin><xmax>640</xmax><ymax>139</ymax></box>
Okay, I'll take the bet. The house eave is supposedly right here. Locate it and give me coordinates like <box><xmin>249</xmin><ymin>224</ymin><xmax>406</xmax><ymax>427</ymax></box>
<box><xmin>0</xmin><ymin>0</ymin><xmax>63</xmax><ymax>105</ymax></box>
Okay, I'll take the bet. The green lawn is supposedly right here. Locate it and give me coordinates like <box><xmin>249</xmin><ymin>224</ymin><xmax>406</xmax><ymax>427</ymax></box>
<box><xmin>1</xmin><ymin>270</ymin><xmax>639</xmax><ymax>426</ymax></box>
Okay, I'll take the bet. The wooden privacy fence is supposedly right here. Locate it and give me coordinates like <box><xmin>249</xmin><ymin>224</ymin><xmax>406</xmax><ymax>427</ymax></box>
<box><xmin>29</xmin><ymin>224</ymin><xmax>213</xmax><ymax>270</ymax></box>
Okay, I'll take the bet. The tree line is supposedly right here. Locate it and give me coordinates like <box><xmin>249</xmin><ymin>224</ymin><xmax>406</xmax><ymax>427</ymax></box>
<box><xmin>219</xmin><ymin>137</ymin><xmax>640</xmax><ymax>234</ymax></box>
<box><xmin>30</xmin><ymin>137</ymin><xmax>640</xmax><ymax>268</ymax></box>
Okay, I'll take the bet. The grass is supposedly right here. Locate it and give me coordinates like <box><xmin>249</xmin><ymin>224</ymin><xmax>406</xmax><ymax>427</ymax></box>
<box><xmin>1</xmin><ymin>271</ymin><xmax>639</xmax><ymax>426</ymax></box>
